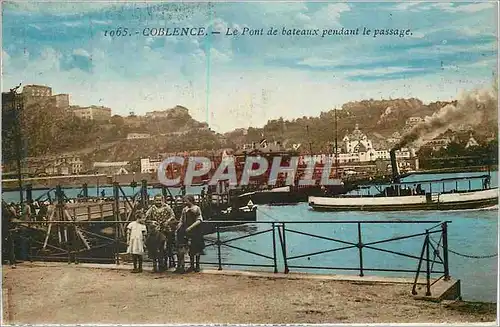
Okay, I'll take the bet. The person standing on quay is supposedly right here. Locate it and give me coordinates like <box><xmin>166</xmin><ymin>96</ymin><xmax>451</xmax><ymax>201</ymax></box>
<box><xmin>146</xmin><ymin>195</ymin><xmax>176</xmax><ymax>269</ymax></box>
<box><xmin>176</xmin><ymin>195</ymin><xmax>205</xmax><ymax>273</ymax></box>
<box><xmin>127</xmin><ymin>211</ymin><xmax>147</xmax><ymax>273</ymax></box>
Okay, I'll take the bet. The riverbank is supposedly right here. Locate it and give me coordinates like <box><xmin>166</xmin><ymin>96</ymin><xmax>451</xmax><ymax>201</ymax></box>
<box><xmin>2</xmin><ymin>263</ymin><xmax>496</xmax><ymax>324</ymax></box>
<box><xmin>2</xmin><ymin>165</ymin><xmax>495</xmax><ymax>191</ymax></box>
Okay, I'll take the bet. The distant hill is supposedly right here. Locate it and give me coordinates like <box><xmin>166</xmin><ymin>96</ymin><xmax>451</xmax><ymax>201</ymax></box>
<box><xmin>3</xmin><ymin>96</ymin><xmax>497</xmax><ymax>170</ymax></box>
<box><xmin>227</xmin><ymin>97</ymin><xmax>497</xmax><ymax>153</ymax></box>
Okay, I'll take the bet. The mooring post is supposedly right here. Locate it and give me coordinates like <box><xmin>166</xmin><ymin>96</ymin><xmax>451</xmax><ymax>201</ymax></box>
<box><xmin>216</xmin><ymin>224</ymin><xmax>222</xmax><ymax>271</ymax></box>
<box><xmin>357</xmin><ymin>222</ymin><xmax>364</xmax><ymax>277</ymax></box>
<box><xmin>425</xmin><ymin>230</ymin><xmax>431</xmax><ymax>296</ymax></box>
<box><xmin>272</xmin><ymin>222</ymin><xmax>278</xmax><ymax>273</ymax></box>
<box><xmin>442</xmin><ymin>222</ymin><xmax>450</xmax><ymax>280</ymax></box>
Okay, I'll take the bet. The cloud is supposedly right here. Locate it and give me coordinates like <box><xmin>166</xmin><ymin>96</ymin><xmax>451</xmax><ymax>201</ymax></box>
<box><xmin>297</xmin><ymin>57</ymin><xmax>341</xmax><ymax>67</ymax></box>
<box><xmin>309</xmin><ymin>3</ymin><xmax>350</xmax><ymax>27</ymax></box>
<box><xmin>443</xmin><ymin>2</ymin><xmax>496</xmax><ymax>13</ymax></box>
<box><xmin>2</xmin><ymin>1</ymin><xmax>497</xmax><ymax>133</ymax></box>
<box><xmin>62</xmin><ymin>21</ymin><xmax>83</xmax><ymax>27</ymax></box>
<box><xmin>72</xmin><ymin>49</ymin><xmax>91</xmax><ymax>58</ymax></box>
<box><xmin>4</xmin><ymin>2</ymin><xmax>122</xmax><ymax>15</ymax></box>
<box><xmin>29</xmin><ymin>24</ymin><xmax>42</xmax><ymax>30</ymax></box>
<box><xmin>391</xmin><ymin>2</ymin><xmax>495</xmax><ymax>13</ymax></box>
<box><xmin>342</xmin><ymin>67</ymin><xmax>426</xmax><ymax>78</ymax></box>
<box><xmin>91</xmin><ymin>20</ymin><xmax>112</xmax><ymax>25</ymax></box>
<box><xmin>210</xmin><ymin>48</ymin><xmax>232</xmax><ymax>63</ymax></box>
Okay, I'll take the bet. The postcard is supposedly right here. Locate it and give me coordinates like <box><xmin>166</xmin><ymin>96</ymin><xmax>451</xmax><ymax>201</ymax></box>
<box><xmin>1</xmin><ymin>1</ymin><xmax>498</xmax><ymax>325</ymax></box>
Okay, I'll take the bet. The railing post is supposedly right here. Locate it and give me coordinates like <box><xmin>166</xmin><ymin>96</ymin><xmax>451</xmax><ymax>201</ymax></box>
<box><xmin>357</xmin><ymin>222</ymin><xmax>364</xmax><ymax>277</ymax></box>
<box><xmin>113</xmin><ymin>182</ymin><xmax>120</xmax><ymax>265</ymax></box>
<box><xmin>66</xmin><ymin>223</ymin><xmax>72</xmax><ymax>264</ymax></box>
<box><xmin>412</xmin><ymin>233</ymin><xmax>428</xmax><ymax>295</ymax></box>
<box><xmin>282</xmin><ymin>223</ymin><xmax>289</xmax><ymax>274</ymax></box>
<box><xmin>272</xmin><ymin>222</ymin><xmax>278</xmax><ymax>273</ymax></box>
<box><xmin>73</xmin><ymin>224</ymin><xmax>79</xmax><ymax>264</ymax></box>
<box><xmin>442</xmin><ymin>222</ymin><xmax>450</xmax><ymax>280</ymax></box>
<box><xmin>425</xmin><ymin>230</ymin><xmax>431</xmax><ymax>296</ymax></box>
<box><xmin>216</xmin><ymin>224</ymin><xmax>222</xmax><ymax>271</ymax></box>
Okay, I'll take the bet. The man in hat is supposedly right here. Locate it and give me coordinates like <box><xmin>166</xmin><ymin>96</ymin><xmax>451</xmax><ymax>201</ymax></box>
<box><xmin>145</xmin><ymin>195</ymin><xmax>177</xmax><ymax>269</ymax></box>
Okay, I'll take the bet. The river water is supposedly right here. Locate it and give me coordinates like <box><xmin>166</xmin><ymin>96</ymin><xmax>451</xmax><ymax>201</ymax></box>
<box><xmin>2</xmin><ymin>171</ymin><xmax>498</xmax><ymax>302</ymax></box>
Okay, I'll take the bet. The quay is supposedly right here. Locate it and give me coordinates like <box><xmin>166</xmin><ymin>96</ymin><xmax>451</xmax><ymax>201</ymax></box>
<box><xmin>2</xmin><ymin>262</ymin><xmax>494</xmax><ymax>325</ymax></box>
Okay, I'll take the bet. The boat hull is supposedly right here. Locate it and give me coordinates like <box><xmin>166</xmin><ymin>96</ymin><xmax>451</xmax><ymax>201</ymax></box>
<box><xmin>309</xmin><ymin>188</ymin><xmax>499</xmax><ymax>212</ymax></box>
<box><xmin>202</xmin><ymin>207</ymin><xmax>257</xmax><ymax>234</ymax></box>
<box><xmin>233</xmin><ymin>184</ymin><xmax>352</xmax><ymax>206</ymax></box>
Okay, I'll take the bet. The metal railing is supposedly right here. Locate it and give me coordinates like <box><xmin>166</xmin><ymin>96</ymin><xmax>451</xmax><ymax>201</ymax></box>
<box><xmin>6</xmin><ymin>219</ymin><xmax>450</xmax><ymax>296</ymax></box>
<box><xmin>199</xmin><ymin>220</ymin><xmax>450</xmax><ymax>296</ymax></box>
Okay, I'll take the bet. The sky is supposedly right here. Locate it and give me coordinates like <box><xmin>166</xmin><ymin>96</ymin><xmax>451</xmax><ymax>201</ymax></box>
<box><xmin>2</xmin><ymin>1</ymin><xmax>498</xmax><ymax>133</ymax></box>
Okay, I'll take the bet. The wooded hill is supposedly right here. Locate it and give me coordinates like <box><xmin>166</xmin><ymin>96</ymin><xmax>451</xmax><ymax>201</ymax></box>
<box><xmin>2</xmin><ymin>96</ymin><xmax>497</xmax><ymax>168</ymax></box>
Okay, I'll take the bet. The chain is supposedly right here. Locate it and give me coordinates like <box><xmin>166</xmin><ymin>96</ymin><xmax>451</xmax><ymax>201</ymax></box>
<box><xmin>447</xmin><ymin>248</ymin><xmax>498</xmax><ymax>259</ymax></box>
<box><xmin>430</xmin><ymin>237</ymin><xmax>497</xmax><ymax>259</ymax></box>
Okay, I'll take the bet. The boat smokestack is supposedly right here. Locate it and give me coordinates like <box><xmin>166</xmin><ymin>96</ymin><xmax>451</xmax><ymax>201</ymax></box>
<box><xmin>390</xmin><ymin>149</ymin><xmax>400</xmax><ymax>183</ymax></box>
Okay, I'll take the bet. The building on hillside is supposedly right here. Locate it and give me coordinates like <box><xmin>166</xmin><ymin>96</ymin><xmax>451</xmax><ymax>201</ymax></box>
<box><xmin>405</xmin><ymin>117</ymin><xmax>424</xmax><ymax>125</ymax></box>
<box><xmin>71</xmin><ymin>105</ymin><xmax>112</xmax><ymax>121</ymax></box>
<box><xmin>146</xmin><ymin>105</ymin><xmax>189</xmax><ymax>119</ymax></box>
<box><xmin>51</xmin><ymin>94</ymin><xmax>70</xmax><ymax>110</ymax></box>
<box><xmin>127</xmin><ymin>133</ymin><xmax>151</xmax><ymax>140</ymax></box>
<box><xmin>386</xmin><ymin>132</ymin><xmax>402</xmax><ymax>145</ymax></box>
<box><xmin>239</xmin><ymin>140</ymin><xmax>287</xmax><ymax>153</ymax></box>
<box><xmin>402</xmin><ymin>117</ymin><xmax>424</xmax><ymax>134</ymax></box>
<box><xmin>92</xmin><ymin>161</ymin><xmax>129</xmax><ymax>175</ymax></box>
<box><xmin>145</xmin><ymin>110</ymin><xmax>169</xmax><ymax>119</ymax></box>
<box><xmin>421</xmin><ymin>137</ymin><xmax>452</xmax><ymax>151</ymax></box>
<box><xmin>465</xmin><ymin>134</ymin><xmax>480</xmax><ymax>148</ymax></box>
<box><xmin>25</xmin><ymin>155</ymin><xmax>84</xmax><ymax>176</ymax></box>
<box><xmin>457</xmin><ymin>123</ymin><xmax>473</xmax><ymax>132</ymax></box>
<box><xmin>124</xmin><ymin>115</ymin><xmax>145</xmax><ymax>128</ymax></box>
<box><xmin>22</xmin><ymin>85</ymin><xmax>70</xmax><ymax>110</ymax></box>
<box><xmin>168</xmin><ymin>105</ymin><xmax>189</xmax><ymax>117</ymax></box>
<box><xmin>22</xmin><ymin>84</ymin><xmax>52</xmax><ymax>98</ymax></box>
<box><xmin>140</xmin><ymin>158</ymin><xmax>162</xmax><ymax>173</ymax></box>
<box><xmin>342</xmin><ymin>124</ymin><xmax>374</xmax><ymax>153</ymax></box>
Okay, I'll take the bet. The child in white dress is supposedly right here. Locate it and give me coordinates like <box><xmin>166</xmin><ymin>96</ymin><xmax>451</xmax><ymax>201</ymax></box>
<box><xmin>127</xmin><ymin>211</ymin><xmax>147</xmax><ymax>273</ymax></box>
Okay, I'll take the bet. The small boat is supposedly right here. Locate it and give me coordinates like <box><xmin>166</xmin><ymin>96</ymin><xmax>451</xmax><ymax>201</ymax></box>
<box><xmin>202</xmin><ymin>201</ymin><xmax>258</xmax><ymax>234</ymax></box>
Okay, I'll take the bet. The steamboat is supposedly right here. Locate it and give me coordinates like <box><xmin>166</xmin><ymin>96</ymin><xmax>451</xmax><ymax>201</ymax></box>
<box><xmin>308</xmin><ymin>149</ymin><xmax>499</xmax><ymax>212</ymax></box>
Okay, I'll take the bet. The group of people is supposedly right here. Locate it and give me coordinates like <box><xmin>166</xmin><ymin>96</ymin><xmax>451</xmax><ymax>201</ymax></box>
<box><xmin>126</xmin><ymin>194</ymin><xmax>205</xmax><ymax>274</ymax></box>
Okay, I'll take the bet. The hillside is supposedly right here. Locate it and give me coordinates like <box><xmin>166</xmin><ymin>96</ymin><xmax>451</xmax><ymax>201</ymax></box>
<box><xmin>3</xmin><ymin>96</ymin><xmax>497</xmax><ymax>168</ymax></box>
<box><xmin>225</xmin><ymin>97</ymin><xmax>497</xmax><ymax>153</ymax></box>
